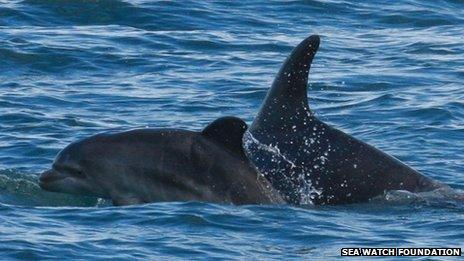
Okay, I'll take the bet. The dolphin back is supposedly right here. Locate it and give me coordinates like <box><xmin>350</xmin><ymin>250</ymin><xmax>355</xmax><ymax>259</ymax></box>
<box><xmin>245</xmin><ymin>34</ymin><xmax>441</xmax><ymax>205</ymax></box>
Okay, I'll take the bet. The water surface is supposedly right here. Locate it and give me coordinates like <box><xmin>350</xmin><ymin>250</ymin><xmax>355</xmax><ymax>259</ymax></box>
<box><xmin>1</xmin><ymin>0</ymin><xmax>463</xmax><ymax>259</ymax></box>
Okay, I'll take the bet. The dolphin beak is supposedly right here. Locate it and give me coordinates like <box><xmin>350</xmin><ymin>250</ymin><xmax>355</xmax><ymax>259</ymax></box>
<box><xmin>39</xmin><ymin>169</ymin><xmax>64</xmax><ymax>188</ymax></box>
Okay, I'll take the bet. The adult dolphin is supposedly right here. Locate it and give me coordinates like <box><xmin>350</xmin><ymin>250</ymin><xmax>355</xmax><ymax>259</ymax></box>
<box><xmin>39</xmin><ymin>117</ymin><xmax>284</xmax><ymax>206</ymax></box>
<box><xmin>244</xmin><ymin>35</ymin><xmax>445</xmax><ymax>205</ymax></box>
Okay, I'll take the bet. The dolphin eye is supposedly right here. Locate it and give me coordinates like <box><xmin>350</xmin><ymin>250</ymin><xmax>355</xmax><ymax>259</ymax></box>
<box><xmin>67</xmin><ymin>167</ymin><xmax>84</xmax><ymax>178</ymax></box>
<box><xmin>53</xmin><ymin>163</ymin><xmax>84</xmax><ymax>178</ymax></box>
<box><xmin>74</xmin><ymin>170</ymin><xmax>85</xmax><ymax>177</ymax></box>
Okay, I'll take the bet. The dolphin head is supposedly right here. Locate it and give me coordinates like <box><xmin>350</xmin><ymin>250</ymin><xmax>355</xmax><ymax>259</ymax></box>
<box><xmin>39</xmin><ymin>138</ymin><xmax>109</xmax><ymax>198</ymax></box>
<box><xmin>38</xmin><ymin>130</ymin><xmax>204</xmax><ymax>205</ymax></box>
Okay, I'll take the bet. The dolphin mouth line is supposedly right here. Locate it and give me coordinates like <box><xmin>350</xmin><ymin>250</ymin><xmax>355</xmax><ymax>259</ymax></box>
<box><xmin>39</xmin><ymin>169</ymin><xmax>65</xmax><ymax>187</ymax></box>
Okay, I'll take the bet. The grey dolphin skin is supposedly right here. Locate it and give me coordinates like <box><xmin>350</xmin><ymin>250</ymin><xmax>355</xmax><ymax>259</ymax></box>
<box><xmin>245</xmin><ymin>34</ymin><xmax>444</xmax><ymax>205</ymax></box>
<box><xmin>39</xmin><ymin>117</ymin><xmax>284</xmax><ymax>206</ymax></box>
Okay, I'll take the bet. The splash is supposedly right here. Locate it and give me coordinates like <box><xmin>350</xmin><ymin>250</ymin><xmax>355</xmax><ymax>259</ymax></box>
<box><xmin>375</xmin><ymin>187</ymin><xmax>464</xmax><ymax>208</ymax></box>
<box><xmin>243</xmin><ymin>131</ymin><xmax>296</xmax><ymax>169</ymax></box>
<box><xmin>243</xmin><ymin>131</ymin><xmax>323</xmax><ymax>205</ymax></box>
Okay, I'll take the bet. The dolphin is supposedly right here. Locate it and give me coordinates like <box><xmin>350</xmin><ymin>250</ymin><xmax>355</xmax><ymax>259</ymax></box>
<box><xmin>39</xmin><ymin>117</ymin><xmax>284</xmax><ymax>206</ymax></box>
<box><xmin>244</xmin><ymin>34</ymin><xmax>445</xmax><ymax>205</ymax></box>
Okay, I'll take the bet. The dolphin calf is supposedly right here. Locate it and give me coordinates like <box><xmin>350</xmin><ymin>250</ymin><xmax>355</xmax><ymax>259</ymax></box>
<box><xmin>244</xmin><ymin>35</ymin><xmax>445</xmax><ymax>205</ymax></box>
<box><xmin>39</xmin><ymin>117</ymin><xmax>284</xmax><ymax>206</ymax></box>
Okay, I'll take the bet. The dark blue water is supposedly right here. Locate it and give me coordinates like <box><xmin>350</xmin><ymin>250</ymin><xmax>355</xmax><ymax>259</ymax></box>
<box><xmin>1</xmin><ymin>0</ymin><xmax>463</xmax><ymax>259</ymax></box>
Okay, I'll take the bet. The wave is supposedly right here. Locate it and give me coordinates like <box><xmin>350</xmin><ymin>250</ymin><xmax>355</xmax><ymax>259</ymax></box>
<box><xmin>0</xmin><ymin>169</ymin><xmax>108</xmax><ymax>207</ymax></box>
<box><xmin>2</xmin><ymin>168</ymin><xmax>463</xmax><ymax>209</ymax></box>
<box><xmin>370</xmin><ymin>188</ymin><xmax>464</xmax><ymax>209</ymax></box>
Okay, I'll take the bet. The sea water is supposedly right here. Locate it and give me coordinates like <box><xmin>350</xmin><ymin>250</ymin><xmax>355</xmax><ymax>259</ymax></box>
<box><xmin>1</xmin><ymin>0</ymin><xmax>463</xmax><ymax>259</ymax></box>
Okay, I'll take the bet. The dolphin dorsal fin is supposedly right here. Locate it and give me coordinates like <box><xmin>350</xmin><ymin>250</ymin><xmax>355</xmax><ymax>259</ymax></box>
<box><xmin>202</xmin><ymin>116</ymin><xmax>248</xmax><ymax>155</ymax></box>
<box><xmin>249</xmin><ymin>35</ymin><xmax>320</xmax><ymax>133</ymax></box>
<box><xmin>267</xmin><ymin>34</ymin><xmax>320</xmax><ymax>105</ymax></box>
